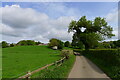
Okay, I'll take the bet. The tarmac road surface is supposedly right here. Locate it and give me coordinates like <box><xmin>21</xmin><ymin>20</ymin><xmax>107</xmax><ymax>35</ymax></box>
<box><xmin>68</xmin><ymin>55</ymin><xmax>111</xmax><ymax>80</ymax></box>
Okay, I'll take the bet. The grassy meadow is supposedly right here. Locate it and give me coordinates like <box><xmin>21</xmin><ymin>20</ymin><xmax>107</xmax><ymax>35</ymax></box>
<box><xmin>2</xmin><ymin>45</ymin><xmax>62</xmax><ymax>78</ymax></box>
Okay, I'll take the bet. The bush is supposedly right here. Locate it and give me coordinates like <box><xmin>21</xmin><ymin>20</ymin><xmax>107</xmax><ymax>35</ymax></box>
<box><xmin>2</xmin><ymin>41</ymin><xmax>9</xmax><ymax>48</ymax></box>
<box><xmin>10</xmin><ymin>43</ymin><xmax>14</xmax><ymax>47</ymax></box>
<box><xmin>61</xmin><ymin>50</ymin><xmax>73</xmax><ymax>59</ymax></box>
<box><xmin>64</xmin><ymin>41</ymin><xmax>70</xmax><ymax>47</ymax></box>
<box><xmin>73</xmin><ymin>49</ymin><xmax>83</xmax><ymax>53</ymax></box>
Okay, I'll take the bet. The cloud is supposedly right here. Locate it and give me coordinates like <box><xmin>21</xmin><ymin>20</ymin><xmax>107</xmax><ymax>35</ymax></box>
<box><xmin>106</xmin><ymin>8</ymin><xmax>118</xmax><ymax>23</ymax></box>
<box><xmin>39</xmin><ymin>3</ymin><xmax>80</xmax><ymax>18</ymax></box>
<box><xmin>105</xmin><ymin>8</ymin><xmax>118</xmax><ymax>40</ymax></box>
<box><xmin>43</xmin><ymin>28</ymin><xmax>73</xmax><ymax>41</ymax></box>
<box><xmin>1</xmin><ymin>4</ymin><xmax>76</xmax><ymax>43</ymax></box>
<box><xmin>2</xmin><ymin>5</ymin><xmax>49</xmax><ymax>29</ymax></box>
<box><xmin>1</xmin><ymin>3</ymin><xmax>118</xmax><ymax>43</ymax></box>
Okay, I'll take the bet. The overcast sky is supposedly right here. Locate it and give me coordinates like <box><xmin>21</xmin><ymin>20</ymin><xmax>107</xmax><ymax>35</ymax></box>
<box><xmin>0</xmin><ymin>2</ymin><xmax>118</xmax><ymax>43</ymax></box>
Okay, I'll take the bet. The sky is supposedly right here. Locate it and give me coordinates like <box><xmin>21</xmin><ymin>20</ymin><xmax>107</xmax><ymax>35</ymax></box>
<box><xmin>0</xmin><ymin>2</ymin><xmax>119</xmax><ymax>43</ymax></box>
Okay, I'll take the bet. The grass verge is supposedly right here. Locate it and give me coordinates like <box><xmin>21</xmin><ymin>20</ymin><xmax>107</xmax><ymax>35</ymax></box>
<box><xmin>31</xmin><ymin>55</ymin><xmax>76</xmax><ymax>79</ymax></box>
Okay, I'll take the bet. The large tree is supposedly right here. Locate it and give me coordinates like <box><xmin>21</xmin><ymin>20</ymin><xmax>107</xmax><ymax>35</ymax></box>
<box><xmin>17</xmin><ymin>40</ymin><xmax>35</xmax><ymax>46</ymax></box>
<box><xmin>64</xmin><ymin>41</ymin><xmax>70</xmax><ymax>47</ymax></box>
<box><xmin>48</xmin><ymin>38</ymin><xmax>64</xmax><ymax>49</ymax></box>
<box><xmin>68</xmin><ymin>16</ymin><xmax>115</xmax><ymax>50</ymax></box>
<box><xmin>2</xmin><ymin>41</ymin><xmax>9</xmax><ymax>48</ymax></box>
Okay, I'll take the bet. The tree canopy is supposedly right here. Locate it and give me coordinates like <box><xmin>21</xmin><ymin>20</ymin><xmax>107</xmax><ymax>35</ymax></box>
<box><xmin>2</xmin><ymin>41</ymin><xmax>9</xmax><ymax>48</ymax></box>
<box><xmin>17</xmin><ymin>40</ymin><xmax>36</xmax><ymax>46</ymax></box>
<box><xmin>48</xmin><ymin>38</ymin><xmax>64</xmax><ymax>49</ymax></box>
<box><xmin>68</xmin><ymin>16</ymin><xmax>115</xmax><ymax>50</ymax></box>
<box><xmin>64</xmin><ymin>41</ymin><xmax>70</xmax><ymax>47</ymax></box>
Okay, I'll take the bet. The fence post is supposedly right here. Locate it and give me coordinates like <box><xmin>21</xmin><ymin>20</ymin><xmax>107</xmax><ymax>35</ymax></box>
<box><xmin>62</xmin><ymin>59</ymin><xmax>64</xmax><ymax>63</ymax></box>
<box><xmin>26</xmin><ymin>71</ymin><xmax>31</xmax><ymax>80</ymax></box>
<box><xmin>55</xmin><ymin>61</ymin><xmax>57</xmax><ymax>66</ymax></box>
<box><xmin>46</xmin><ymin>66</ymin><xmax>48</xmax><ymax>70</ymax></box>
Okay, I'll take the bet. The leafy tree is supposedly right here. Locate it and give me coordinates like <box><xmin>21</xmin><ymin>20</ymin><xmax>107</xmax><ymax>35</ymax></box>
<box><xmin>35</xmin><ymin>41</ymin><xmax>41</xmax><ymax>45</ymax></box>
<box><xmin>113</xmin><ymin>40</ymin><xmax>120</xmax><ymax>48</ymax></box>
<box><xmin>2</xmin><ymin>41</ymin><xmax>9</xmax><ymax>48</ymax></box>
<box><xmin>109</xmin><ymin>41</ymin><xmax>115</xmax><ymax>48</ymax></box>
<box><xmin>48</xmin><ymin>38</ymin><xmax>63</xmax><ymax>49</ymax></box>
<box><xmin>10</xmin><ymin>43</ymin><xmax>15</xmax><ymax>47</ymax></box>
<box><xmin>17</xmin><ymin>40</ymin><xmax>27</xmax><ymax>46</ymax></box>
<box><xmin>17</xmin><ymin>40</ymin><xmax>35</xmax><ymax>46</ymax></box>
<box><xmin>94</xmin><ymin>42</ymin><xmax>104</xmax><ymax>49</ymax></box>
<box><xmin>58</xmin><ymin>40</ymin><xmax>64</xmax><ymax>49</ymax></box>
<box><xmin>68</xmin><ymin>16</ymin><xmax>115</xmax><ymax>50</ymax></box>
<box><xmin>64</xmin><ymin>41</ymin><xmax>70</xmax><ymax>47</ymax></box>
<box><xmin>71</xmin><ymin>39</ymin><xmax>84</xmax><ymax>49</ymax></box>
<box><xmin>26</xmin><ymin>40</ymin><xmax>35</xmax><ymax>45</ymax></box>
<box><xmin>116</xmin><ymin>40</ymin><xmax>120</xmax><ymax>47</ymax></box>
<box><xmin>48</xmin><ymin>38</ymin><xmax>59</xmax><ymax>48</ymax></box>
<box><xmin>102</xmin><ymin>42</ymin><xmax>111</xmax><ymax>48</ymax></box>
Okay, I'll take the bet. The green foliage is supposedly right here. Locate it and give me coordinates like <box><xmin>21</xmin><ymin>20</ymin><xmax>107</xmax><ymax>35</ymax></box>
<box><xmin>71</xmin><ymin>36</ymin><xmax>85</xmax><ymax>49</ymax></box>
<box><xmin>95</xmin><ymin>40</ymin><xmax>120</xmax><ymax>49</ymax></box>
<box><xmin>58</xmin><ymin>40</ymin><xmax>64</xmax><ymax>49</ymax></box>
<box><xmin>102</xmin><ymin>42</ymin><xmax>111</xmax><ymax>48</ymax></box>
<box><xmin>17</xmin><ymin>40</ymin><xmax>35</xmax><ymax>46</ymax></box>
<box><xmin>2</xmin><ymin>41</ymin><xmax>9</xmax><ymax>48</ymax></box>
<box><xmin>113</xmin><ymin>40</ymin><xmax>120</xmax><ymax>48</ymax></box>
<box><xmin>10</xmin><ymin>43</ymin><xmax>15</xmax><ymax>47</ymax></box>
<box><xmin>35</xmin><ymin>41</ymin><xmax>42</xmax><ymax>45</ymax></box>
<box><xmin>61</xmin><ymin>50</ymin><xmax>73</xmax><ymax>59</ymax></box>
<box><xmin>64</xmin><ymin>41</ymin><xmax>70</xmax><ymax>47</ymax></box>
<box><xmin>2</xmin><ymin>46</ymin><xmax>61</xmax><ymax>78</ymax></box>
<box><xmin>48</xmin><ymin>38</ymin><xmax>59</xmax><ymax>47</ymax></box>
<box><xmin>68</xmin><ymin>16</ymin><xmax>114</xmax><ymax>50</ymax></box>
<box><xmin>48</xmin><ymin>38</ymin><xmax>64</xmax><ymax>49</ymax></box>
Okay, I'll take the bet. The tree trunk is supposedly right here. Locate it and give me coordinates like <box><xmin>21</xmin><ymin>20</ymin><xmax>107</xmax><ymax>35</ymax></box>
<box><xmin>84</xmin><ymin>43</ymin><xmax>90</xmax><ymax>51</ymax></box>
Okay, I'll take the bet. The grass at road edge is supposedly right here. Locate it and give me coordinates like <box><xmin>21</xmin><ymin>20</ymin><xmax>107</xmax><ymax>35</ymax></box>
<box><xmin>31</xmin><ymin>55</ymin><xmax>76</xmax><ymax>79</ymax></box>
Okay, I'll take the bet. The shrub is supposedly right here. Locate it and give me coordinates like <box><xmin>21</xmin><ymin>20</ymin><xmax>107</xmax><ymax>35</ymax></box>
<box><xmin>64</xmin><ymin>41</ymin><xmax>70</xmax><ymax>47</ymax></box>
<box><xmin>61</xmin><ymin>50</ymin><xmax>73</xmax><ymax>59</ymax></box>
<box><xmin>10</xmin><ymin>43</ymin><xmax>15</xmax><ymax>47</ymax></box>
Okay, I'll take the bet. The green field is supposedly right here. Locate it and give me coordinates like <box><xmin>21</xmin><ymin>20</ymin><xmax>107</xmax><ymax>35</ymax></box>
<box><xmin>2</xmin><ymin>45</ymin><xmax>62</xmax><ymax>78</ymax></box>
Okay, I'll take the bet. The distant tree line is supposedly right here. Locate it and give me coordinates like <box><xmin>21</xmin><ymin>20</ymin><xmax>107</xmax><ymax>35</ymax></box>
<box><xmin>1</xmin><ymin>39</ymin><xmax>120</xmax><ymax>49</ymax></box>
<box><xmin>0</xmin><ymin>40</ymin><xmax>42</xmax><ymax>48</ymax></box>
<box><xmin>71</xmin><ymin>39</ymin><xmax>120</xmax><ymax>49</ymax></box>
